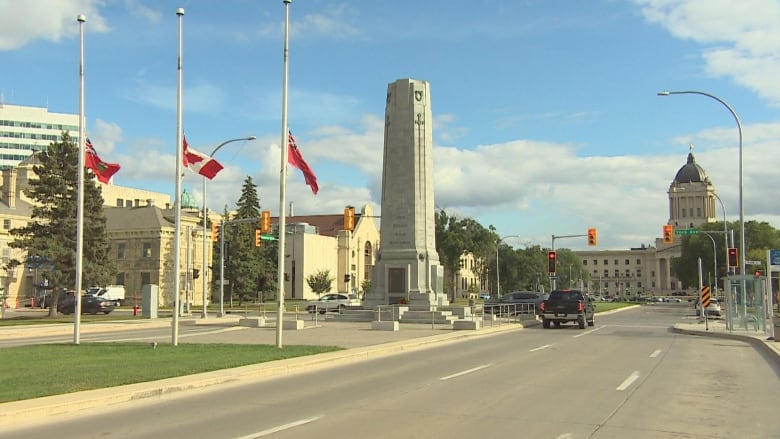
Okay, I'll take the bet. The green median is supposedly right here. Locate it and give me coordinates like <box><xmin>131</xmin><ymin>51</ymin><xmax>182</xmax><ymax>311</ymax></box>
<box><xmin>0</xmin><ymin>343</ymin><xmax>342</xmax><ymax>403</ymax></box>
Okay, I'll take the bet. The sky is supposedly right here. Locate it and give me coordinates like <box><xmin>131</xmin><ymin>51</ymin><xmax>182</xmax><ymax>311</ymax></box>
<box><xmin>1</xmin><ymin>0</ymin><xmax>779</xmax><ymax>252</ymax></box>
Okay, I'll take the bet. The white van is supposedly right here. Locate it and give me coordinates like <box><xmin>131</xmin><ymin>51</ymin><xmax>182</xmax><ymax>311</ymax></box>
<box><xmin>87</xmin><ymin>285</ymin><xmax>127</xmax><ymax>305</ymax></box>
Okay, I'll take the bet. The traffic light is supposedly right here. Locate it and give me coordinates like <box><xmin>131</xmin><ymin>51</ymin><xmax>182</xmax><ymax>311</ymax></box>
<box><xmin>255</xmin><ymin>229</ymin><xmax>262</xmax><ymax>247</ymax></box>
<box><xmin>211</xmin><ymin>223</ymin><xmax>219</xmax><ymax>242</ymax></box>
<box><xmin>727</xmin><ymin>247</ymin><xmax>738</xmax><ymax>267</ymax></box>
<box><xmin>344</xmin><ymin>206</ymin><xmax>355</xmax><ymax>231</ymax></box>
<box><xmin>192</xmin><ymin>268</ymin><xmax>200</xmax><ymax>280</ymax></box>
<box><xmin>547</xmin><ymin>251</ymin><xmax>557</xmax><ymax>274</ymax></box>
<box><xmin>587</xmin><ymin>228</ymin><xmax>598</xmax><ymax>246</ymax></box>
<box><xmin>662</xmin><ymin>224</ymin><xmax>674</xmax><ymax>243</ymax></box>
<box><xmin>261</xmin><ymin>210</ymin><xmax>271</xmax><ymax>233</ymax></box>
<box><xmin>344</xmin><ymin>274</ymin><xmax>351</xmax><ymax>283</ymax></box>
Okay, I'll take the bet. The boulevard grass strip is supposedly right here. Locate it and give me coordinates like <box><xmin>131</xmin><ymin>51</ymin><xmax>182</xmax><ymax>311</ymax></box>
<box><xmin>0</xmin><ymin>343</ymin><xmax>342</xmax><ymax>403</ymax></box>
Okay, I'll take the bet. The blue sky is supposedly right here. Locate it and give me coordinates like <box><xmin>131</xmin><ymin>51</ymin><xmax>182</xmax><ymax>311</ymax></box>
<box><xmin>1</xmin><ymin>0</ymin><xmax>779</xmax><ymax>251</ymax></box>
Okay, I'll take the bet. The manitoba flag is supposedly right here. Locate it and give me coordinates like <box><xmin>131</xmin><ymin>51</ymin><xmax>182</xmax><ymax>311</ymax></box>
<box><xmin>85</xmin><ymin>138</ymin><xmax>121</xmax><ymax>184</ymax></box>
<box><xmin>288</xmin><ymin>131</ymin><xmax>318</xmax><ymax>195</ymax></box>
<box><xmin>183</xmin><ymin>135</ymin><xmax>224</xmax><ymax>179</ymax></box>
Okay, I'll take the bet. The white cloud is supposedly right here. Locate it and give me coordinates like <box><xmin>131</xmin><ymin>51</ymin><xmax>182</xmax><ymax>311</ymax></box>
<box><xmin>0</xmin><ymin>0</ymin><xmax>109</xmax><ymax>50</ymax></box>
<box><xmin>636</xmin><ymin>0</ymin><xmax>780</xmax><ymax>105</ymax></box>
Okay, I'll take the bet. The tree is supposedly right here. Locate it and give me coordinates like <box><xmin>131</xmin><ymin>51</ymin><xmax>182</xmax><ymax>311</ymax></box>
<box><xmin>435</xmin><ymin>210</ymin><xmax>500</xmax><ymax>300</ymax></box>
<box><xmin>10</xmin><ymin>131</ymin><xmax>115</xmax><ymax>317</ymax></box>
<box><xmin>672</xmin><ymin>220</ymin><xmax>780</xmax><ymax>289</ymax></box>
<box><xmin>225</xmin><ymin>176</ymin><xmax>277</xmax><ymax>303</ymax></box>
<box><xmin>306</xmin><ymin>269</ymin><xmax>334</xmax><ymax>296</ymax></box>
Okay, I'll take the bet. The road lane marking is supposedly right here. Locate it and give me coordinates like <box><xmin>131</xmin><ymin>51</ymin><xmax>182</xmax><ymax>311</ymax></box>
<box><xmin>234</xmin><ymin>415</ymin><xmax>323</xmax><ymax>438</ymax></box>
<box><xmin>530</xmin><ymin>344</ymin><xmax>552</xmax><ymax>352</ymax></box>
<box><xmin>555</xmin><ymin>434</ymin><xmax>574</xmax><ymax>439</ymax></box>
<box><xmin>616</xmin><ymin>371</ymin><xmax>640</xmax><ymax>391</ymax></box>
<box><xmin>650</xmin><ymin>349</ymin><xmax>662</xmax><ymax>358</ymax></box>
<box><xmin>440</xmin><ymin>364</ymin><xmax>493</xmax><ymax>381</ymax></box>
<box><xmin>572</xmin><ymin>326</ymin><xmax>606</xmax><ymax>338</ymax></box>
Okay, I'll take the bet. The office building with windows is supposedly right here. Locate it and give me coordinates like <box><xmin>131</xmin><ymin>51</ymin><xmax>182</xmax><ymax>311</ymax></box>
<box><xmin>0</xmin><ymin>104</ymin><xmax>79</xmax><ymax>169</ymax></box>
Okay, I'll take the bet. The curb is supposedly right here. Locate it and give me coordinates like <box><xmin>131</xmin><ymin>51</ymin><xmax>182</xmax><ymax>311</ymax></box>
<box><xmin>0</xmin><ymin>320</ymin><xmax>526</xmax><ymax>429</ymax></box>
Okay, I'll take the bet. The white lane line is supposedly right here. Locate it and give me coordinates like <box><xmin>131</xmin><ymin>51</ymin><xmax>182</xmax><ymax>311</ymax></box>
<box><xmin>649</xmin><ymin>349</ymin><xmax>662</xmax><ymax>358</ymax></box>
<box><xmin>616</xmin><ymin>371</ymin><xmax>640</xmax><ymax>391</ymax></box>
<box><xmin>233</xmin><ymin>415</ymin><xmax>323</xmax><ymax>439</ymax></box>
<box><xmin>572</xmin><ymin>325</ymin><xmax>606</xmax><ymax>338</ymax></box>
<box><xmin>555</xmin><ymin>434</ymin><xmax>574</xmax><ymax>439</ymax></box>
<box><xmin>530</xmin><ymin>344</ymin><xmax>552</xmax><ymax>352</ymax></box>
<box><xmin>440</xmin><ymin>364</ymin><xmax>493</xmax><ymax>381</ymax></box>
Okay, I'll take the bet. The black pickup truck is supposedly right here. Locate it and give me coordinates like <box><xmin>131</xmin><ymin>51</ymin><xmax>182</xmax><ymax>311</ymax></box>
<box><xmin>539</xmin><ymin>289</ymin><xmax>595</xmax><ymax>329</ymax></box>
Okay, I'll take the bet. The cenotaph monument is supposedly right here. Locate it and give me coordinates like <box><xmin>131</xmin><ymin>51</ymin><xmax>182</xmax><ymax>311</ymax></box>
<box><xmin>362</xmin><ymin>78</ymin><xmax>448</xmax><ymax>310</ymax></box>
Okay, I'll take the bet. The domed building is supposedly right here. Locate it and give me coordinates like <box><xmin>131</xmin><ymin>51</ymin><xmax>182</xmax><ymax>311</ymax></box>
<box><xmin>574</xmin><ymin>147</ymin><xmax>720</xmax><ymax>297</ymax></box>
<box><xmin>668</xmin><ymin>145</ymin><xmax>718</xmax><ymax>230</ymax></box>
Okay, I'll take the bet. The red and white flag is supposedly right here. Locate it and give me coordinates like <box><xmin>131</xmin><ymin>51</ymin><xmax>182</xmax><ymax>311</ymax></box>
<box><xmin>183</xmin><ymin>135</ymin><xmax>224</xmax><ymax>179</ymax></box>
<box><xmin>288</xmin><ymin>131</ymin><xmax>318</xmax><ymax>195</ymax></box>
<box><xmin>85</xmin><ymin>138</ymin><xmax>121</xmax><ymax>184</ymax></box>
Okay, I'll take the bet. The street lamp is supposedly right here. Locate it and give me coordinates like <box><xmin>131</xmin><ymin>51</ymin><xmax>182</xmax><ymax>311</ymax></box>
<box><xmin>201</xmin><ymin>136</ymin><xmax>256</xmax><ymax>319</ymax></box>
<box><xmin>657</xmin><ymin>90</ymin><xmax>745</xmax><ymax>277</ymax></box>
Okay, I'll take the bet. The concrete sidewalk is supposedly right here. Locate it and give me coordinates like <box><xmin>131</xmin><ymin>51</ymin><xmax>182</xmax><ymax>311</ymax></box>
<box><xmin>673</xmin><ymin>317</ymin><xmax>780</xmax><ymax>365</ymax></box>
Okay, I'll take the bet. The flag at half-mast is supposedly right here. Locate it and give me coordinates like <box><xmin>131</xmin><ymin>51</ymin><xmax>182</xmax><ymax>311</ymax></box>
<box><xmin>288</xmin><ymin>131</ymin><xmax>318</xmax><ymax>195</ymax></box>
<box><xmin>182</xmin><ymin>135</ymin><xmax>224</xmax><ymax>179</ymax></box>
<box><xmin>85</xmin><ymin>138</ymin><xmax>121</xmax><ymax>184</ymax></box>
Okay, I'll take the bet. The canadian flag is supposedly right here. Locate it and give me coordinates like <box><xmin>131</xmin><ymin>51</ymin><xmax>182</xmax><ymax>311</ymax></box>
<box><xmin>183</xmin><ymin>135</ymin><xmax>224</xmax><ymax>179</ymax></box>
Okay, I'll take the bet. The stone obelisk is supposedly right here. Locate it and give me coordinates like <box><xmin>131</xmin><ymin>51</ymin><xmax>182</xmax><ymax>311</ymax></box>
<box><xmin>363</xmin><ymin>78</ymin><xmax>447</xmax><ymax>310</ymax></box>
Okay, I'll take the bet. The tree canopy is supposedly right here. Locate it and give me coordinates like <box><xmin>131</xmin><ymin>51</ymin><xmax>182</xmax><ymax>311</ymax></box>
<box><xmin>10</xmin><ymin>131</ymin><xmax>115</xmax><ymax>316</ymax></box>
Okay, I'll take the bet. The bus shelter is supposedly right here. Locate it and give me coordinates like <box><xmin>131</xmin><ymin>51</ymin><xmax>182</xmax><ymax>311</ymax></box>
<box><xmin>724</xmin><ymin>274</ymin><xmax>773</xmax><ymax>338</ymax></box>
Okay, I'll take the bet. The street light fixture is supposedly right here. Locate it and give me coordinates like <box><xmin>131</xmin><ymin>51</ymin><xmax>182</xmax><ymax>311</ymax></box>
<box><xmin>657</xmin><ymin>90</ymin><xmax>745</xmax><ymax>277</ymax></box>
<box><xmin>201</xmin><ymin>136</ymin><xmax>256</xmax><ymax>319</ymax></box>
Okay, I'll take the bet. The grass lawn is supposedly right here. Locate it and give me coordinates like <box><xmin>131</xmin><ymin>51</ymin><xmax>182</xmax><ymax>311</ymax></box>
<box><xmin>594</xmin><ymin>302</ymin><xmax>636</xmax><ymax>313</ymax></box>
<box><xmin>0</xmin><ymin>343</ymin><xmax>342</xmax><ymax>403</ymax></box>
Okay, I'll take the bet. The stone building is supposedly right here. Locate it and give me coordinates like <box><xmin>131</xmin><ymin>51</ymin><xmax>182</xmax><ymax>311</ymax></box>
<box><xmin>574</xmin><ymin>148</ymin><xmax>718</xmax><ymax>297</ymax></box>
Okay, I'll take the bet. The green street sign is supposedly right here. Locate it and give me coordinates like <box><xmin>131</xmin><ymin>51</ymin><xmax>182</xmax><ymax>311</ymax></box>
<box><xmin>674</xmin><ymin>229</ymin><xmax>700</xmax><ymax>236</ymax></box>
<box><xmin>260</xmin><ymin>235</ymin><xmax>277</xmax><ymax>241</ymax></box>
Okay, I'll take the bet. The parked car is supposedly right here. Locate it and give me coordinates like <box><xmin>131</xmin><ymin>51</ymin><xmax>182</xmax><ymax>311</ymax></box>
<box><xmin>484</xmin><ymin>291</ymin><xmax>546</xmax><ymax>316</ymax></box>
<box><xmin>57</xmin><ymin>295</ymin><xmax>116</xmax><ymax>315</ymax></box>
<box><xmin>695</xmin><ymin>298</ymin><xmax>721</xmax><ymax>317</ymax></box>
<box><xmin>306</xmin><ymin>293</ymin><xmax>360</xmax><ymax>314</ymax></box>
<box><xmin>85</xmin><ymin>285</ymin><xmax>126</xmax><ymax>305</ymax></box>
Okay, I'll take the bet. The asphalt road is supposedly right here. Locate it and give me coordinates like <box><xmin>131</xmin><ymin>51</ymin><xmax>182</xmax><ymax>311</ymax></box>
<box><xmin>5</xmin><ymin>303</ymin><xmax>780</xmax><ymax>438</ymax></box>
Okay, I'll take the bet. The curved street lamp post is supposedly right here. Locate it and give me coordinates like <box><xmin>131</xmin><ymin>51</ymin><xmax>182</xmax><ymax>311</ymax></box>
<box><xmin>201</xmin><ymin>136</ymin><xmax>255</xmax><ymax>318</ymax></box>
<box><xmin>657</xmin><ymin>91</ymin><xmax>745</xmax><ymax>277</ymax></box>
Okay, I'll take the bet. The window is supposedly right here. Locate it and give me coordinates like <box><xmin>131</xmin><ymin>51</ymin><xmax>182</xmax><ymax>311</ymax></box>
<box><xmin>593</xmin><ymin>260</ymin><xmax>597</xmax><ymax>265</ymax></box>
<box><xmin>614</xmin><ymin>260</ymin><xmax>619</xmax><ymax>265</ymax></box>
<box><xmin>3</xmin><ymin>219</ymin><xmax>9</xmax><ymax>230</ymax></box>
<box><xmin>115</xmin><ymin>273</ymin><xmax>125</xmax><ymax>285</ymax></box>
<box><xmin>614</xmin><ymin>270</ymin><xmax>619</xmax><ymax>277</ymax></box>
<box><xmin>625</xmin><ymin>259</ymin><xmax>629</xmax><ymax>265</ymax></box>
<box><xmin>141</xmin><ymin>272</ymin><xmax>151</xmax><ymax>286</ymax></box>
<box><xmin>142</xmin><ymin>243</ymin><xmax>152</xmax><ymax>258</ymax></box>
<box><xmin>697</xmin><ymin>207</ymin><xmax>702</xmax><ymax>217</ymax></box>
<box><xmin>583</xmin><ymin>260</ymin><xmax>588</xmax><ymax>266</ymax></box>
<box><xmin>117</xmin><ymin>199</ymin><xmax>124</xmax><ymax>207</ymax></box>
<box><xmin>117</xmin><ymin>243</ymin><xmax>126</xmax><ymax>259</ymax></box>
<box><xmin>636</xmin><ymin>259</ymin><xmax>641</xmax><ymax>265</ymax></box>
<box><xmin>604</xmin><ymin>259</ymin><xmax>609</xmax><ymax>265</ymax></box>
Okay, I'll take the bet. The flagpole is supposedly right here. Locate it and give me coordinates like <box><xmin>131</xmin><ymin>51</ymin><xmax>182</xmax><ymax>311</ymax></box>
<box><xmin>172</xmin><ymin>8</ymin><xmax>185</xmax><ymax>346</ymax></box>
<box><xmin>276</xmin><ymin>0</ymin><xmax>292</xmax><ymax>349</ymax></box>
<box><xmin>74</xmin><ymin>14</ymin><xmax>87</xmax><ymax>344</ymax></box>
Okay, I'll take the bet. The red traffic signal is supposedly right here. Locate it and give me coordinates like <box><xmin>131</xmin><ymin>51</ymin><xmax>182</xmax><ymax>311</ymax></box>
<box><xmin>727</xmin><ymin>248</ymin><xmax>738</xmax><ymax>268</ymax></box>
<box><xmin>547</xmin><ymin>251</ymin><xmax>557</xmax><ymax>274</ymax></box>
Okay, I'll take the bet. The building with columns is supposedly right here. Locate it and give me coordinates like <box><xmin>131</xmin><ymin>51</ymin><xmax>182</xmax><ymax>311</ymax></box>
<box><xmin>574</xmin><ymin>148</ymin><xmax>718</xmax><ymax>297</ymax></box>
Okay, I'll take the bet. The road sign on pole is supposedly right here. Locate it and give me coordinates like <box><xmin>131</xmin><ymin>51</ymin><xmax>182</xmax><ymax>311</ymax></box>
<box><xmin>675</xmin><ymin>229</ymin><xmax>700</xmax><ymax>236</ymax></box>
